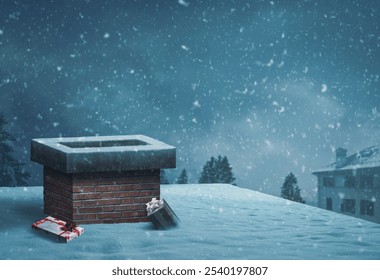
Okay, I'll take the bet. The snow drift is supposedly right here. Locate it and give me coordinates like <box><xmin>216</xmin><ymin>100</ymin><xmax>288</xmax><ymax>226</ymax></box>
<box><xmin>0</xmin><ymin>184</ymin><xmax>379</xmax><ymax>260</ymax></box>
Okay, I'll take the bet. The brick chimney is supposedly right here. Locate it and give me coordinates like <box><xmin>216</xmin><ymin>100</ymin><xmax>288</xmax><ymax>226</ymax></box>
<box><xmin>31</xmin><ymin>135</ymin><xmax>176</xmax><ymax>224</ymax></box>
<box><xmin>335</xmin><ymin>147</ymin><xmax>347</xmax><ymax>168</ymax></box>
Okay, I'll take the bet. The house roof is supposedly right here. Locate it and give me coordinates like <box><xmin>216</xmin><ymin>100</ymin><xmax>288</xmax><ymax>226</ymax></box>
<box><xmin>1</xmin><ymin>184</ymin><xmax>380</xmax><ymax>260</ymax></box>
<box><xmin>313</xmin><ymin>144</ymin><xmax>380</xmax><ymax>174</ymax></box>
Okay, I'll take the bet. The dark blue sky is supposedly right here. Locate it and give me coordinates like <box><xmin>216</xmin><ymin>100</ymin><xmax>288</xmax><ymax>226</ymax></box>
<box><xmin>1</xmin><ymin>0</ymin><xmax>379</xmax><ymax>200</ymax></box>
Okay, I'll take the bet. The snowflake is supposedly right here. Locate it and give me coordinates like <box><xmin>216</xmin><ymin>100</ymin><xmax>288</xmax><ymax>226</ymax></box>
<box><xmin>178</xmin><ymin>0</ymin><xmax>189</xmax><ymax>7</ymax></box>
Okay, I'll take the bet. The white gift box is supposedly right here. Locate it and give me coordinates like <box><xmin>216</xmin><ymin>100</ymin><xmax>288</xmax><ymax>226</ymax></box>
<box><xmin>146</xmin><ymin>198</ymin><xmax>180</xmax><ymax>229</ymax></box>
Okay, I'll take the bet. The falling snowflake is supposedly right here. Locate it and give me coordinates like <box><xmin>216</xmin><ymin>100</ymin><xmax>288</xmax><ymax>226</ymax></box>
<box><xmin>266</xmin><ymin>59</ymin><xmax>274</xmax><ymax>67</ymax></box>
<box><xmin>178</xmin><ymin>0</ymin><xmax>189</xmax><ymax>7</ymax></box>
<box><xmin>321</xmin><ymin>84</ymin><xmax>328</xmax><ymax>93</ymax></box>
<box><xmin>193</xmin><ymin>100</ymin><xmax>201</xmax><ymax>108</ymax></box>
<box><xmin>181</xmin><ymin>45</ymin><xmax>190</xmax><ymax>51</ymax></box>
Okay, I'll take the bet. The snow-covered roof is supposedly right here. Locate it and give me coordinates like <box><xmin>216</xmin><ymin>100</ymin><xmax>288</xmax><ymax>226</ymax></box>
<box><xmin>313</xmin><ymin>144</ymin><xmax>380</xmax><ymax>174</ymax></box>
<box><xmin>1</xmin><ymin>184</ymin><xmax>380</xmax><ymax>260</ymax></box>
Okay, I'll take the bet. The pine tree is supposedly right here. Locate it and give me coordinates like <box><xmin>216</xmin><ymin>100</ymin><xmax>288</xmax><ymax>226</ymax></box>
<box><xmin>281</xmin><ymin>172</ymin><xmax>305</xmax><ymax>204</ymax></box>
<box><xmin>219</xmin><ymin>156</ymin><xmax>235</xmax><ymax>184</ymax></box>
<box><xmin>199</xmin><ymin>156</ymin><xmax>215</xmax><ymax>184</ymax></box>
<box><xmin>160</xmin><ymin>169</ymin><xmax>169</xmax><ymax>184</ymax></box>
<box><xmin>199</xmin><ymin>155</ymin><xmax>236</xmax><ymax>185</ymax></box>
<box><xmin>0</xmin><ymin>113</ymin><xmax>30</xmax><ymax>186</ymax></box>
<box><xmin>176</xmin><ymin>168</ymin><xmax>188</xmax><ymax>184</ymax></box>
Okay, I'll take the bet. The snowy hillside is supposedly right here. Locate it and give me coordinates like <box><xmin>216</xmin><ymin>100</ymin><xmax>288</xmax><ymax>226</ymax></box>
<box><xmin>1</xmin><ymin>184</ymin><xmax>380</xmax><ymax>260</ymax></box>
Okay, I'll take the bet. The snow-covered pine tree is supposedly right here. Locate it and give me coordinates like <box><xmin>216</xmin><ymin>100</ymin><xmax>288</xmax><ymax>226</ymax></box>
<box><xmin>281</xmin><ymin>172</ymin><xmax>305</xmax><ymax>204</ymax></box>
<box><xmin>176</xmin><ymin>168</ymin><xmax>188</xmax><ymax>184</ymax></box>
<box><xmin>199</xmin><ymin>155</ymin><xmax>236</xmax><ymax>185</ymax></box>
<box><xmin>0</xmin><ymin>113</ymin><xmax>30</xmax><ymax>187</ymax></box>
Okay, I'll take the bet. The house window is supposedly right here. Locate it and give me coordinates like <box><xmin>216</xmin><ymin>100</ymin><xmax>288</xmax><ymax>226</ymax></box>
<box><xmin>326</xmin><ymin>198</ymin><xmax>333</xmax><ymax>211</ymax></box>
<box><xmin>341</xmin><ymin>199</ymin><xmax>356</xmax><ymax>214</ymax></box>
<box><xmin>323</xmin><ymin>177</ymin><xmax>334</xmax><ymax>187</ymax></box>
<box><xmin>344</xmin><ymin>176</ymin><xmax>356</xmax><ymax>188</ymax></box>
<box><xmin>360</xmin><ymin>200</ymin><xmax>374</xmax><ymax>216</ymax></box>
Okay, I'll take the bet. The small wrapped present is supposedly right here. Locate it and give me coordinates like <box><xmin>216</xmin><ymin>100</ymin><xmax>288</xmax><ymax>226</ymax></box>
<box><xmin>146</xmin><ymin>198</ymin><xmax>180</xmax><ymax>229</ymax></box>
<box><xmin>32</xmin><ymin>216</ymin><xmax>84</xmax><ymax>242</ymax></box>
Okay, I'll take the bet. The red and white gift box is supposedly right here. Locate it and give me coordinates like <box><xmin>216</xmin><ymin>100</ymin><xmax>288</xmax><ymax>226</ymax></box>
<box><xmin>32</xmin><ymin>216</ymin><xmax>84</xmax><ymax>242</ymax></box>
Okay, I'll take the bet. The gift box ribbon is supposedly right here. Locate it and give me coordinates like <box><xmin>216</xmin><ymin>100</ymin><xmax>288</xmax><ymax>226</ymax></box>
<box><xmin>146</xmin><ymin>197</ymin><xmax>164</xmax><ymax>215</ymax></box>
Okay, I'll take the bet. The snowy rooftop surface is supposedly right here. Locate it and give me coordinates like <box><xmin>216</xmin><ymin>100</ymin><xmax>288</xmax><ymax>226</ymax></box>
<box><xmin>313</xmin><ymin>144</ymin><xmax>380</xmax><ymax>173</ymax></box>
<box><xmin>1</xmin><ymin>184</ymin><xmax>380</xmax><ymax>260</ymax></box>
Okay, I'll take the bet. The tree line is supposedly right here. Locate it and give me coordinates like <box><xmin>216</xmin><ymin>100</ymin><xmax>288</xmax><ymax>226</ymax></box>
<box><xmin>1</xmin><ymin>112</ymin><xmax>305</xmax><ymax>204</ymax></box>
<box><xmin>160</xmin><ymin>155</ymin><xmax>236</xmax><ymax>185</ymax></box>
<box><xmin>162</xmin><ymin>157</ymin><xmax>305</xmax><ymax>204</ymax></box>
<box><xmin>0</xmin><ymin>113</ymin><xmax>30</xmax><ymax>187</ymax></box>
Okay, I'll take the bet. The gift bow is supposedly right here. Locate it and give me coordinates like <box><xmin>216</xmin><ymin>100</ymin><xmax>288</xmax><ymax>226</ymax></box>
<box><xmin>146</xmin><ymin>198</ymin><xmax>164</xmax><ymax>215</ymax></box>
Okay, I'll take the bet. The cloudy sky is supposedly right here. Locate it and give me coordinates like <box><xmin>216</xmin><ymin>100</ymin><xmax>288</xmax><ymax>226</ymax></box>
<box><xmin>1</xmin><ymin>0</ymin><xmax>379</xmax><ymax>201</ymax></box>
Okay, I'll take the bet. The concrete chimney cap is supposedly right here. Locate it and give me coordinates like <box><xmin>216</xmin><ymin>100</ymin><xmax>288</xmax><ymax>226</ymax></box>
<box><xmin>30</xmin><ymin>134</ymin><xmax>176</xmax><ymax>173</ymax></box>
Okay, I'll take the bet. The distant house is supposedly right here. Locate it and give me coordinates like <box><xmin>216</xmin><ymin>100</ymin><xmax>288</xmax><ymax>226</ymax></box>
<box><xmin>312</xmin><ymin>145</ymin><xmax>380</xmax><ymax>224</ymax></box>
